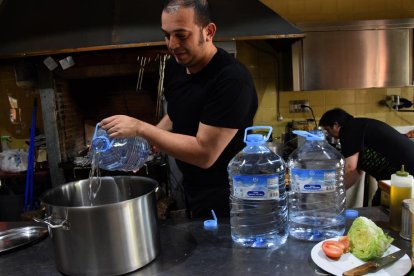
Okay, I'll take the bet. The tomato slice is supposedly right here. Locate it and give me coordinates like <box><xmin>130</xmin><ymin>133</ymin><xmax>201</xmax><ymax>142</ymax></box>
<box><xmin>322</xmin><ymin>240</ymin><xmax>344</xmax><ymax>259</ymax></box>
<box><xmin>338</xmin><ymin>236</ymin><xmax>349</xmax><ymax>253</ymax></box>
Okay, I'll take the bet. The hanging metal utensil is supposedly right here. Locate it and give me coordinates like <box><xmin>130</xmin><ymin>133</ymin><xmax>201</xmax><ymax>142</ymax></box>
<box><xmin>136</xmin><ymin>56</ymin><xmax>141</xmax><ymax>91</ymax></box>
<box><xmin>138</xmin><ymin>57</ymin><xmax>149</xmax><ymax>90</ymax></box>
<box><xmin>156</xmin><ymin>54</ymin><xmax>169</xmax><ymax>120</ymax></box>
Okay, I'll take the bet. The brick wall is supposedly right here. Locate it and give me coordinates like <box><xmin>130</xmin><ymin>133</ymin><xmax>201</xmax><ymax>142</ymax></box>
<box><xmin>54</xmin><ymin>78</ymin><xmax>85</xmax><ymax>161</ymax></box>
<box><xmin>53</xmin><ymin>64</ymin><xmax>158</xmax><ymax>162</ymax></box>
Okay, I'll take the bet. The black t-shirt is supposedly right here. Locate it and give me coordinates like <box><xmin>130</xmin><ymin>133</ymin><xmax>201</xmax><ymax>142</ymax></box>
<box><xmin>339</xmin><ymin>118</ymin><xmax>414</xmax><ymax>180</ymax></box>
<box><xmin>163</xmin><ymin>48</ymin><xmax>258</xmax><ymax>218</ymax></box>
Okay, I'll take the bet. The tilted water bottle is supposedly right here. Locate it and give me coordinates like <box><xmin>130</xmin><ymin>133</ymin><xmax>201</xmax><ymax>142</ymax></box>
<box><xmin>228</xmin><ymin>126</ymin><xmax>288</xmax><ymax>248</ymax></box>
<box><xmin>288</xmin><ymin>130</ymin><xmax>346</xmax><ymax>241</ymax></box>
<box><xmin>89</xmin><ymin>123</ymin><xmax>151</xmax><ymax>172</ymax></box>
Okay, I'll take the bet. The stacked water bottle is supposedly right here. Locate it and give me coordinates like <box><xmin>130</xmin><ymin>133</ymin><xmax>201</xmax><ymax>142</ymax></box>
<box><xmin>228</xmin><ymin>126</ymin><xmax>346</xmax><ymax>248</ymax></box>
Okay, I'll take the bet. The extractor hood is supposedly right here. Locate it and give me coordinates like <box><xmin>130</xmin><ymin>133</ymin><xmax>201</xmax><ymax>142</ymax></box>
<box><xmin>294</xmin><ymin>19</ymin><xmax>414</xmax><ymax>90</ymax></box>
<box><xmin>0</xmin><ymin>0</ymin><xmax>304</xmax><ymax>58</ymax></box>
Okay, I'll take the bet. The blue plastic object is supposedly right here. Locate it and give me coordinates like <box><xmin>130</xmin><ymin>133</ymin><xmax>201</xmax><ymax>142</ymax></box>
<box><xmin>345</xmin><ymin>209</ymin><xmax>359</xmax><ymax>219</ymax></box>
<box><xmin>92</xmin><ymin>123</ymin><xmax>115</xmax><ymax>153</ymax></box>
<box><xmin>204</xmin><ymin>210</ymin><xmax>218</xmax><ymax>229</ymax></box>
<box><xmin>89</xmin><ymin>123</ymin><xmax>150</xmax><ymax>172</ymax></box>
<box><xmin>244</xmin><ymin>126</ymin><xmax>272</xmax><ymax>146</ymax></box>
<box><xmin>293</xmin><ymin>130</ymin><xmax>325</xmax><ymax>141</ymax></box>
<box><xmin>24</xmin><ymin>99</ymin><xmax>37</xmax><ymax>212</ymax></box>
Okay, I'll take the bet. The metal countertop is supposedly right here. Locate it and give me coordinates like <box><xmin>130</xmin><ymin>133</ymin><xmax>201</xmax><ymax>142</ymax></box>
<box><xmin>0</xmin><ymin>206</ymin><xmax>411</xmax><ymax>276</ymax></box>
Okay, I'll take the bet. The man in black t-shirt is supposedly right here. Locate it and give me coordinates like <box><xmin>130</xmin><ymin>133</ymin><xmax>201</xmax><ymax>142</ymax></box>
<box><xmin>319</xmin><ymin>108</ymin><xmax>414</xmax><ymax>192</ymax></box>
<box><xmin>100</xmin><ymin>0</ymin><xmax>258</xmax><ymax>218</ymax></box>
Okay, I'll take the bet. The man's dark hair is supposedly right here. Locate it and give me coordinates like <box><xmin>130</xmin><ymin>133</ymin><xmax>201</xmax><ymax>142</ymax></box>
<box><xmin>162</xmin><ymin>0</ymin><xmax>212</xmax><ymax>28</ymax></box>
<box><xmin>319</xmin><ymin>108</ymin><xmax>354</xmax><ymax>128</ymax></box>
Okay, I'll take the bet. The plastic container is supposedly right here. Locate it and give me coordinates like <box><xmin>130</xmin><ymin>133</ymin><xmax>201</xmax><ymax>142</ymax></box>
<box><xmin>227</xmin><ymin>126</ymin><xmax>288</xmax><ymax>248</ymax></box>
<box><xmin>287</xmin><ymin>130</ymin><xmax>346</xmax><ymax>241</ymax></box>
<box><xmin>345</xmin><ymin>209</ymin><xmax>359</xmax><ymax>232</ymax></box>
<box><xmin>400</xmin><ymin>198</ymin><xmax>413</xmax><ymax>240</ymax></box>
<box><xmin>89</xmin><ymin>123</ymin><xmax>151</xmax><ymax>172</ymax></box>
<box><xmin>389</xmin><ymin>165</ymin><xmax>413</xmax><ymax>232</ymax></box>
<box><xmin>204</xmin><ymin>210</ymin><xmax>218</xmax><ymax>230</ymax></box>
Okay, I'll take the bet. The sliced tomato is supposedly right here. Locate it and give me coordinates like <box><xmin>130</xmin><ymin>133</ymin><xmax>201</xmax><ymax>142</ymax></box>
<box><xmin>338</xmin><ymin>236</ymin><xmax>349</xmax><ymax>253</ymax></box>
<box><xmin>322</xmin><ymin>240</ymin><xmax>344</xmax><ymax>259</ymax></box>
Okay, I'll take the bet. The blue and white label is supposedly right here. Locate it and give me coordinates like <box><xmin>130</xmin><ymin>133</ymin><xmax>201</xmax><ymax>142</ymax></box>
<box><xmin>232</xmin><ymin>174</ymin><xmax>280</xmax><ymax>200</ymax></box>
<box><xmin>290</xmin><ymin>168</ymin><xmax>336</xmax><ymax>193</ymax></box>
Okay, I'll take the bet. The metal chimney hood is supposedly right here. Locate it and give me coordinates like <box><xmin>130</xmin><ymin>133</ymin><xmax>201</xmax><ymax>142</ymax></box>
<box><xmin>0</xmin><ymin>0</ymin><xmax>304</xmax><ymax>58</ymax></box>
<box><xmin>294</xmin><ymin>19</ymin><xmax>414</xmax><ymax>90</ymax></box>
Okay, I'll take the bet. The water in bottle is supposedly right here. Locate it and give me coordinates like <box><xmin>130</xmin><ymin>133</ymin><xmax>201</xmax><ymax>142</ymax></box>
<box><xmin>87</xmin><ymin>123</ymin><xmax>151</xmax><ymax>203</ymax></box>
<box><xmin>228</xmin><ymin>126</ymin><xmax>288</xmax><ymax>248</ymax></box>
<box><xmin>89</xmin><ymin>123</ymin><xmax>151</xmax><ymax>172</ymax></box>
<box><xmin>287</xmin><ymin>130</ymin><xmax>346</xmax><ymax>241</ymax></box>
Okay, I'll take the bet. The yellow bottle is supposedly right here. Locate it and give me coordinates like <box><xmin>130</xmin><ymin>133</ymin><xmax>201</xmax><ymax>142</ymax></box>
<box><xmin>390</xmin><ymin>165</ymin><xmax>413</xmax><ymax>232</ymax></box>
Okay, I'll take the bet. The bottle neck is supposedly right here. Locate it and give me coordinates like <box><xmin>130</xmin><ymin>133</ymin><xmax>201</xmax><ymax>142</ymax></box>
<box><xmin>92</xmin><ymin>136</ymin><xmax>112</xmax><ymax>152</ymax></box>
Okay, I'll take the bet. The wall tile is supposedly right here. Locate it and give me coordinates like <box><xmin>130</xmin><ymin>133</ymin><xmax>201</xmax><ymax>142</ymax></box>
<box><xmin>325</xmin><ymin>90</ymin><xmax>356</xmax><ymax>105</ymax></box>
<box><xmin>326</xmin><ymin>103</ymin><xmax>356</xmax><ymax>115</ymax></box>
<box><xmin>260</xmin><ymin>89</ymin><xmax>277</xmax><ymax>109</ymax></box>
<box><xmin>386</xmin><ymin>87</ymin><xmax>402</xmax><ymax>96</ymax></box>
<box><xmin>401</xmin><ymin>87</ymin><xmax>414</xmax><ymax>101</ymax></box>
<box><xmin>307</xmin><ymin>92</ymin><xmax>325</xmax><ymax>106</ymax></box>
<box><xmin>261</xmin><ymin>107</ymin><xmax>277</xmax><ymax>124</ymax></box>
<box><xmin>287</xmin><ymin>0</ymin><xmax>307</xmax><ymax>15</ymax></box>
<box><xmin>355</xmin><ymin>89</ymin><xmax>371</xmax><ymax>104</ymax></box>
<box><xmin>403</xmin><ymin>0</ymin><xmax>414</xmax><ymax>10</ymax></box>
<box><xmin>320</xmin><ymin>0</ymin><xmax>337</xmax><ymax>15</ymax></box>
<box><xmin>311</xmin><ymin>105</ymin><xmax>327</xmax><ymax>119</ymax></box>
<box><xmin>386</xmin><ymin>0</ymin><xmax>403</xmax><ymax>11</ymax></box>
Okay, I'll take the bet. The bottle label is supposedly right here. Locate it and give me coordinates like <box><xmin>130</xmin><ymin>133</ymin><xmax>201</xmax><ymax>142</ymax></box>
<box><xmin>232</xmin><ymin>174</ymin><xmax>280</xmax><ymax>200</ymax></box>
<box><xmin>290</xmin><ymin>168</ymin><xmax>336</xmax><ymax>193</ymax></box>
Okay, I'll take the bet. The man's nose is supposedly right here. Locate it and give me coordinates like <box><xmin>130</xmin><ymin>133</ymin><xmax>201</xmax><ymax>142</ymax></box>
<box><xmin>167</xmin><ymin>36</ymin><xmax>179</xmax><ymax>50</ymax></box>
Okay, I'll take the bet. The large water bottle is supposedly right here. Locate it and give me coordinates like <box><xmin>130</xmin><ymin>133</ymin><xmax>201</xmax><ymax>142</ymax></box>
<box><xmin>287</xmin><ymin>130</ymin><xmax>346</xmax><ymax>241</ymax></box>
<box><xmin>228</xmin><ymin>126</ymin><xmax>288</xmax><ymax>248</ymax></box>
<box><xmin>89</xmin><ymin>123</ymin><xmax>151</xmax><ymax>172</ymax></box>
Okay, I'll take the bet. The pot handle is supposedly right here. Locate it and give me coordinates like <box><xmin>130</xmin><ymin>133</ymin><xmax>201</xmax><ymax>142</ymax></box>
<box><xmin>33</xmin><ymin>216</ymin><xmax>70</xmax><ymax>230</ymax></box>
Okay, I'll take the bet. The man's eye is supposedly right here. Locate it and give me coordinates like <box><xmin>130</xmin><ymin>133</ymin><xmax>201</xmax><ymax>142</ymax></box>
<box><xmin>176</xmin><ymin>34</ymin><xmax>187</xmax><ymax>40</ymax></box>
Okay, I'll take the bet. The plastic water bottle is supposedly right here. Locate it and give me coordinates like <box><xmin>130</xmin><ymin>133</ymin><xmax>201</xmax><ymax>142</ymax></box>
<box><xmin>89</xmin><ymin>123</ymin><xmax>151</xmax><ymax>172</ymax></box>
<box><xmin>228</xmin><ymin>126</ymin><xmax>288</xmax><ymax>248</ymax></box>
<box><xmin>287</xmin><ymin>130</ymin><xmax>346</xmax><ymax>241</ymax></box>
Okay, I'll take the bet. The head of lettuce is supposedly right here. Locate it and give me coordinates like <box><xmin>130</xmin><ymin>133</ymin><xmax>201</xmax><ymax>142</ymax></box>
<box><xmin>348</xmin><ymin>216</ymin><xmax>394</xmax><ymax>261</ymax></box>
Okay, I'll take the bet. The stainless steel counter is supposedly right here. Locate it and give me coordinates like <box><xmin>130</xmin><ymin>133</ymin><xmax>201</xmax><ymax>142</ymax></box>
<box><xmin>0</xmin><ymin>207</ymin><xmax>412</xmax><ymax>275</ymax></box>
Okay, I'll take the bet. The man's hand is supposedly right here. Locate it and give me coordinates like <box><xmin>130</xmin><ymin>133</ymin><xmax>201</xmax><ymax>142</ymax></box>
<box><xmin>406</xmin><ymin>130</ymin><xmax>414</xmax><ymax>138</ymax></box>
<box><xmin>100</xmin><ymin>115</ymin><xmax>142</xmax><ymax>138</ymax></box>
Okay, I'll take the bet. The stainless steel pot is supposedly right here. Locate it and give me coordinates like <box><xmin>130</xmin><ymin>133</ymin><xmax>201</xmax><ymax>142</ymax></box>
<box><xmin>36</xmin><ymin>176</ymin><xmax>160</xmax><ymax>276</ymax></box>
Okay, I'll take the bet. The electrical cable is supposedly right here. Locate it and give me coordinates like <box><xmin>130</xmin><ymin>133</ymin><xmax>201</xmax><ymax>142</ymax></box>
<box><xmin>301</xmin><ymin>104</ymin><xmax>318</xmax><ymax>129</ymax></box>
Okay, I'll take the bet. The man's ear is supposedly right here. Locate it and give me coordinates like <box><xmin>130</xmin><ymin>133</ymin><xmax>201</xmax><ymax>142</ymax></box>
<box><xmin>204</xmin><ymin>23</ymin><xmax>216</xmax><ymax>41</ymax></box>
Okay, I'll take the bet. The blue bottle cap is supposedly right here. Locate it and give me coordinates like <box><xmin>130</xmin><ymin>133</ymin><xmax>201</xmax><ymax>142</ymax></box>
<box><xmin>204</xmin><ymin>209</ymin><xmax>218</xmax><ymax>230</ymax></box>
<box><xmin>345</xmin><ymin>209</ymin><xmax>359</xmax><ymax>219</ymax></box>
